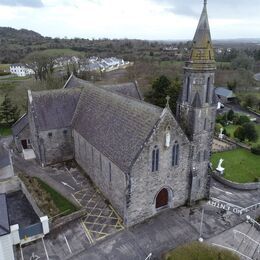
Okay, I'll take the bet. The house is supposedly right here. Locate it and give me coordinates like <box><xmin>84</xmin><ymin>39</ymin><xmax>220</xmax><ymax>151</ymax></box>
<box><xmin>215</xmin><ymin>87</ymin><xmax>236</xmax><ymax>103</ymax></box>
<box><xmin>9</xmin><ymin>64</ymin><xmax>34</xmax><ymax>77</ymax></box>
<box><xmin>14</xmin><ymin>1</ymin><xmax>217</xmax><ymax>227</ymax></box>
<box><xmin>0</xmin><ymin>192</ymin><xmax>49</xmax><ymax>260</ymax></box>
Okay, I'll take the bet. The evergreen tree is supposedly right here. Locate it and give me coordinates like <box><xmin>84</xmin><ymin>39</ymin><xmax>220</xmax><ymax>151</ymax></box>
<box><xmin>243</xmin><ymin>122</ymin><xmax>258</xmax><ymax>142</ymax></box>
<box><xmin>0</xmin><ymin>95</ymin><xmax>20</xmax><ymax>125</ymax></box>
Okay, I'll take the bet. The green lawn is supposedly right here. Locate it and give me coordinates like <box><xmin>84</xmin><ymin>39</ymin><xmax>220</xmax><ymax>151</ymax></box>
<box><xmin>0</xmin><ymin>127</ymin><xmax>12</xmax><ymax>136</ymax></box>
<box><xmin>225</xmin><ymin>124</ymin><xmax>260</xmax><ymax>146</ymax></box>
<box><xmin>163</xmin><ymin>242</ymin><xmax>239</xmax><ymax>260</ymax></box>
<box><xmin>37</xmin><ymin>178</ymin><xmax>78</xmax><ymax>215</ymax></box>
<box><xmin>211</xmin><ymin>148</ymin><xmax>260</xmax><ymax>183</ymax></box>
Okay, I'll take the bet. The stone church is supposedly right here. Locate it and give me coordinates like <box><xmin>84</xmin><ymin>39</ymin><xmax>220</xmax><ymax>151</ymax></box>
<box><xmin>13</xmin><ymin>1</ymin><xmax>217</xmax><ymax>226</ymax></box>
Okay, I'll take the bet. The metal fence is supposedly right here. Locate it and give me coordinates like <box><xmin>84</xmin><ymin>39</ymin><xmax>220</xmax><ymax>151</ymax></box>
<box><xmin>19</xmin><ymin>222</ymin><xmax>43</xmax><ymax>240</ymax></box>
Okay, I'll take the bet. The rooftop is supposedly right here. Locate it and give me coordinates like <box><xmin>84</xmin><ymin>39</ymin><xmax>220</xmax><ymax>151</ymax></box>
<box><xmin>7</xmin><ymin>191</ymin><xmax>39</xmax><ymax>228</ymax></box>
<box><xmin>0</xmin><ymin>194</ymin><xmax>10</xmax><ymax>236</ymax></box>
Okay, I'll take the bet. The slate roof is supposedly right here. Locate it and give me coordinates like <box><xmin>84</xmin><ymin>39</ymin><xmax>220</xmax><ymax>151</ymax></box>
<box><xmin>31</xmin><ymin>88</ymin><xmax>82</xmax><ymax>131</ymax></box>
<box><xmin>101</xmin><ymin>82</ymin><xmax>143</xmax><ymax>100</ymax></box>
<box><xmin>12</xmin><ymin>113</ymin><xmax>28</xmax><ymax>136</ymax></box>
<box><xmin>63</xmin><ymin>74</ymin><xmax>94</xmax><ymax>89</ymax></box>
<box><xmin>63</xmin><ymin>74</ymin><xmax>143</xmax><ymax>100</ymax></box>
<box><xmin>0</xmin><ymin>145</ymin><xmax>10</xmax><ymax>169</ymax></box>
<box><xmin>72</xmin><ymin>85</ymin><xmax>163</xmax><ymax>173</ymax></box>
<box><xmin>215</xmin><ymin>87</ymin><xmax>236</xmax><ymax>98</ymax></box>
<box><xmin>0</xmin><ymin>194</ymin><xmax>10</xmax><ymax>236</ymax></box>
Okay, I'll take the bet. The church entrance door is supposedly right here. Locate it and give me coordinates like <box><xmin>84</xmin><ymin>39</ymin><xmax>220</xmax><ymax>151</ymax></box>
<box><xmin>156</xmin><ymin>188</ymin><xmax>169</xmax><ymax>209</ymax></box>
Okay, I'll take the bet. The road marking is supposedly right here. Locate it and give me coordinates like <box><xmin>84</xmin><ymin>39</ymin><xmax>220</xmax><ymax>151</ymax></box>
<box><xmin>61</xmin><ymin>181</ymin><xmax>75</xmax><ymax>190</ymax></box>
<box><xmin>212</xmin><ymin>186</ymin><xmax>233</xmax><ymax>195</ymax></box>
<box><xmin>64</xmin><ymin>235</ymin><xmax>72</xmax><ymax>254</ymax></box>
<box><xmin>30</xmin><ymin>252</ymin><xmax>40</xmax><ymax>260</ymax></box>
<box><xmin>20</xmin><ymin>245</ymin><xmax>24</xmax><ymax>260</ymax></box>
<box><xmin>81</xmin><ymin>220</ymin><xmax>94</xmax><ymax>244</ymax></box>
<box><xmin>210</xmin><ymin>197</ymin><xmax>243</xmax><ymax>209</ymax></box>
<box><xmin>41</xmin><ymin>237</ymin><xmax>49</xmax><ymax>260</ymax></box>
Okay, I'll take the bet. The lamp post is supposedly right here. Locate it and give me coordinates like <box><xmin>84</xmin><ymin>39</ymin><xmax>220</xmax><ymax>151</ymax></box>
<box><xmin>198</xmin><ymin>208</ymin><xmax>205</xmax><ymax>242</ymax></box>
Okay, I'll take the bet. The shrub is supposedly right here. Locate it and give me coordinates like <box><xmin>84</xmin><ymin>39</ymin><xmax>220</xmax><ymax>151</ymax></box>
<box><xmin>251</xmin><ymin>144</ymin><xmax>260</xmax><ymax>155</ymax></box>
<box><xmin>234</xmin><ymin>126</ymin><xmax>246</xmax><ymax>141</ymax></box>
<box><xmin>215</xmin><ymin>123</ymin><xmax>222</xmax><ymax>134</ymax></box>
<box><xmin>243</xmin><ymin>122</ymin><xmax>258</xmax><ymax>142</ymax></box>
<box><xmin>237</xmin><ymin>115</ymin><xmax>250</xmax><ymax>125</ymax></box>
<box><xmin>227</xmin><ymin>109</ymin><xmax>235</xmax><ymax>121</ymax></box>
<box><xmin>0</xmin><ymin>71</ymin><xmax>10</xmax><ymax>76</ymax></box>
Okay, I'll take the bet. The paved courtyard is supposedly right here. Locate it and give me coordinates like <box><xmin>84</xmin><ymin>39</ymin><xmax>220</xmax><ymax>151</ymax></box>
<box><xmin>13</xmin><ymin>155</ymin><xmax>260</xmax><ymax>260</ymax></box>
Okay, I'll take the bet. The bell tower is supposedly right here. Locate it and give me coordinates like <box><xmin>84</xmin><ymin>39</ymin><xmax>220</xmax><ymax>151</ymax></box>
<box><xmin>177</xmin><ymin>0</ymin><xmax>217</xmax><ymax>203</ymax></box>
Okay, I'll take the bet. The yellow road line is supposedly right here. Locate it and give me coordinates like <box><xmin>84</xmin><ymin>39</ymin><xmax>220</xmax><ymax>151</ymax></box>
<box><xmin>81</xmin><ymin>220</ymin><xmax>94</xmax><ymax>244</ymax></box>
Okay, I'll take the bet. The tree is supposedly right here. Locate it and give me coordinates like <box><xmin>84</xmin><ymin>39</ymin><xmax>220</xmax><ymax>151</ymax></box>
<box><xmin>237</xmin><ymin>115</ymin><xmax>250</xmax><ymax>125</ymax></box>
<box><xmin>227</xmin><ymin>80</ymin><xmax>237</xmax><ymax>91</ymax></box>
<box><xmin>227</xmin><ymin>109</ymin><xmax>235</xmax><ymax>121</ymax></box>
<box><xmin>145</xmin><ymin>75</ymin><xmax>181</xmax><ymax>114</ymax></box>
<box><xmin>24</xmin><ymin>51</ymin><xmax>57</xmax><ymax>81</ymax></box>
<box><xmin>231</xmin><ymin>52</ymin><xmax>255</xmax><ymax>71</ymax></box>
<box><xmin>166</xmin><ymin>77</ymin><xmax>181</xmax><ymax>113</ymax></box>
<box><xmin>234</xmin><ymin>126</ymin><xmax>246</xmax><ymax>141</ymax></box>
<box><xmin>243</xmin><ymin>122</ymin><xmax>258</xmax><ymax>142</ymax></box>
<box><xmin>0</xmin><ymin>95</ymin><xmax>20</xmax><ymax>125</ymax></box>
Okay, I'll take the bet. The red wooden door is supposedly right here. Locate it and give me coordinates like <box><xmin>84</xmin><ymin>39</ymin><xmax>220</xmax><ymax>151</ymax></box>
<box><xmin>156</xmin><ymin>188</ymin><xmax>168</xmax><ymax>208</ymax></box>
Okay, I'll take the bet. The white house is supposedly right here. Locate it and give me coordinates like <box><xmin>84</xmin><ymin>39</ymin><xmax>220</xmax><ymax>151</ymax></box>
<box><xmin>9</xmin><ymin>64</ymin><xmax>34</xmax><ymax>77</ymax></box>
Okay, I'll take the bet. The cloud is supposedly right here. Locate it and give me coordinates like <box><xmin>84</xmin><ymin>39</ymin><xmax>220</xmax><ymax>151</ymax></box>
<box><xmin>150</xmin><ymin>0</ymin><xmax>260</xmax><ymax>19</ymax></box>
<box><xmin>0</xmin><ymin>0</ymin><xmax>43</xmax><ymax>8</ymax></box>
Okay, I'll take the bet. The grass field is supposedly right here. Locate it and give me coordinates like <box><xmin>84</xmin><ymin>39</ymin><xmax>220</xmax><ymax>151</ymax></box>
<box><xmin>0</xmin><ymin>64</ymin><xmax>10</xmax><ymax>71</ymax></box>
<box><xmin>37</xmin><ymin>178</ymin><xmax>78</xmax><ymax>215</ymax></box>
<box><xmin>25</xmin><ymin>48</ymin><xmax>84</xmax><ymax>58</ymax></box>
<box><xmin>211</xmin><ymin>148</ymin><xmax>260</xmax><ymax>183</ymax></box>
<box><xmin>163</xmin><ymin>242</ymin><xmax>239</xmax><ymax>260</ymax></box>
<box><xmin>225</xmin><ymin>124</ymin><xmax>260</xmax><ymax>145</ymax></box>
<box><xmin>0</xmin><ymin>127</ymin><xmax>12</xmax><ymax>136</ymax></box>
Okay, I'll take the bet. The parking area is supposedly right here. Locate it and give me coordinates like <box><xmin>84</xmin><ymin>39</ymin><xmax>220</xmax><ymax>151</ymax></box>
<box><xmin>48</xmin><ymin>164</ymin><xmax>124</xmax><ymax>243</ymax></box>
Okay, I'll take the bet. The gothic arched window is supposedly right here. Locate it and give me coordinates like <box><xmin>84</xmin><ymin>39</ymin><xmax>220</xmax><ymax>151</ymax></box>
<box><xmin>172</xmin><ymin>141</ymin><xmax>179</xmax><ymax>166</ymax></box>
<box><xmin>206</xmin><ymin>77</ymin><xmax>211</xmax><ymax>103</ymax></box>
<box><xmin>204</xmin><ymin>150</ymin><xmax>208</xmax><ymax>161</ymax></box>
<box><xmin>186</xmin><ymin>77</ymin><xmax>190</xmax><ymax>102</ymax></box>
<box><xmin>152</xmin><ymin>146</ymin><xmax>159</xmax><ymax>172</ymax></box>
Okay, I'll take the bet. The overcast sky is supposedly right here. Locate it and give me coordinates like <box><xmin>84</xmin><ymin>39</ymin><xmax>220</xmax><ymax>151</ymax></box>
<box><xmin>0</xmin><ymin>0</ymin><xmax>259</xmax><ymax>40</ymax></box>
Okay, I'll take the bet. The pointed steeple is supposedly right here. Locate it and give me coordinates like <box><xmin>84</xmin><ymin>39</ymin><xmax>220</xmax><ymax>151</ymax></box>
<box><xmin>189</xmin><ymin>0</ymin><xmax>215</xmax><ymax>66</ymax></box>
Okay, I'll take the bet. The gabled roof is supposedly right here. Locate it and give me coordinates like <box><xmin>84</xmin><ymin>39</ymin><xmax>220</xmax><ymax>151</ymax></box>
<box><xmin>72</xmin><ymin>85</ymin><xmax>163</xmax><ymax>173</ymax></box>
<box><xmin>0</xmin><ymin>194</ymin><xmax>10</xmax><ymax>236</ymax></box>
<box><xmin>63</xmin><ymin>74</ymin><xmax>143</xmax><ymax>100</ymax></box>
<box><xmin>63</xmin><ymin>74</ymin><xmax>94</xmax><ymax>89</ymax></box>
<box><xmin>101</xmin><ymin>82</ymin><xmax>143</xmax><ymax>100</ymax></box>
<box><xmin>31</xmin><ymin>88</ymin><xmax>82</xmax><ymax>131</ymax></box>
<box><xmin>12</xmin><ymin>113</ymin><xmax>28</xmax><ymax>136</ymax></box>
<box><xmin>215</xmin><ymin>87</ymin><xmax>236</xmax><ymax>98</ymax></box>
<box><xmin>192</xmin><ymin>92</ymin><xmax>202</xmax><ymax>108</ymax></box>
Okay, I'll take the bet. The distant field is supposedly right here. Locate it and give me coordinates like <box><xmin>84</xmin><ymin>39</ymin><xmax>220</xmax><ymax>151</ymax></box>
<box><xmin>0</xmin><ymin>64</ymin><xmax>10</xmax><ymax>71</ymax></box>
<box><xmin>25</xmin><ymin>48</ymin><xmax>84</xmax><ymax>58</ymax></box>
<box><xmin>211</xmin><ymin>148</ymin><xmax>260</xmax><ymax>183</ymax></box>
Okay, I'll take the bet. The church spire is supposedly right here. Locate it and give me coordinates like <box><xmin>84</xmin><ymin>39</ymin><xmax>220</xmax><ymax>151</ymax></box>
<box><xmin>189</xmin><ymin>0</ymin><xmax>215</xmax><ymax>66</ymax></box>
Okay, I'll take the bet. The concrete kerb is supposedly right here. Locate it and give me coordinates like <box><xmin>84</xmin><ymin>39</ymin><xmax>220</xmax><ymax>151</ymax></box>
<box><xmin>50</xmin><ymin>208</ymin><xmax>88</xmax><ymax>231</ymax></box>
<box><xmin>212</xmin><ymin>171</ymin><xmax>260</xmax><ymax>191</ymax></box>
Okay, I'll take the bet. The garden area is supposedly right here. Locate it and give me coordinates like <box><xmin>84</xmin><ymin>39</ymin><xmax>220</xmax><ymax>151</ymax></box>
<box><xmin>163</xmin><ymin>242</ymin><xmax>239</xmax><ymax>260</ymax></box>
<box><xmin>19</xmin><ymin>174</ymin><xmax>78</xmax><ymax>218</ymax></box>
<box><xmin>211</xmin><ymin>148</ymin><xmax>260</xmax><ymax>183</ymax></box>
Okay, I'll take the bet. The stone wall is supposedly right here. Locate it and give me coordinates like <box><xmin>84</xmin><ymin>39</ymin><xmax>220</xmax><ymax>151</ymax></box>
<box><xmin>73</xmin><ymin>130</ymin><xmax>126</xmax><ymax>218</ymax></box>
<box><xmin>126</xmin><ymin>110</ymin><xmax>190</xmax><ymax>226</ymax></box>
<box><xmin>0</xmin><ymin>177</ymin><xmax>20</xmax><ymax>194</ymax></box>
<box><xmin>14</xmin><ymin>125</ymin><xmax>30</xmax><ymax>153</ymax></box>
<box><xmin>39</xmin><ymin>128</ymin><xmax>74</xmax><ymax>166</ymax></box>
<box><xmin>212</xmin><ymin>171</ymin><xmax>260</xmax><ymax>190</ymax></box>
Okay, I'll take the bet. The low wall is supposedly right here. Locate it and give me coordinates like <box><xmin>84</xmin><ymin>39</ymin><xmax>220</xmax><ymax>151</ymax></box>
<box><xmin>224</xmin><ymin>137</ymin><xmax>251</xmax><ymax>151</ymax></box>
<box><xmin>20</xmin><ymin>181</ymin><xmax>44</xmax><ymax>217</ymax></box>
<box><xmin>212</xmin><ymin>171</ymin><xmax>260</xmax><ymax>190</ymax></box>
<box><xmin>0</xmin><ymin>176</ymin><xmax>20</xmax><ymax>193</ymax></box>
